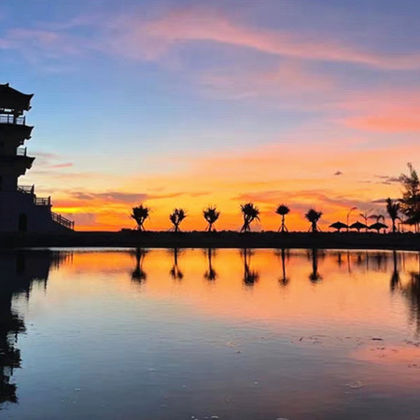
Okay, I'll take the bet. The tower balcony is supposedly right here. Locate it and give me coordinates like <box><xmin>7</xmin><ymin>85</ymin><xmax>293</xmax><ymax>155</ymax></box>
<box><xmin>0</xmin><ymin>115</ymin><xmax>33</xmax><ymax>142</ymax></box>
<box><xmin>34</xmin><ymin>196</ymin><xmax>51</xmax><ymax>206</ymax></box>
<box><xmin>0</xmin><ymin>114</ymin><xmax>26</xmax><ymax>125</ymax></box>
<box><xmin>17</xmin><ymin>184</ymin><xmax>35</xmax><ymax>195</ymax></box>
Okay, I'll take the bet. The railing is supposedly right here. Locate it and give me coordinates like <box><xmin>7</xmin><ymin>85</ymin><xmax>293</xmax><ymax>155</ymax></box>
<box><xmin>35</xmin><ymin>196</ymin><xmax>51</xmax><ymax>206</ymax></box>
<box><xmin>16</xmin><ymin>147</ymin><xmax>27</xmax><ymax>157</ymax></box>
<box><xmin>51</xmin><ymin>212</ymin><xmax>75</xmax><ymax>230</ymax></box>
<box><xmin>17</xmin><ymin>184</ymin><xmax>34</xmax><ymax>195</ymax></box>
<box><xmin>0</xmin><ymin>114</ymin><xmax>26</xmax><ymax>125</ymax></box>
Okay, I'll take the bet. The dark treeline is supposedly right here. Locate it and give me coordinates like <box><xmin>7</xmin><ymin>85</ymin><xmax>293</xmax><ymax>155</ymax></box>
<box><xmin>131</xmin><ymin>163</ymin><xmax>420</xmax><ymax>234</ymax></box>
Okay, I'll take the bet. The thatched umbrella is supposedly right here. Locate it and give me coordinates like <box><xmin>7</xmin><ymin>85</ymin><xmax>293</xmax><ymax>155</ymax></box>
<box><xmin>330</xmin><ymin>221</ymin><xmax>348</xmax><ymax>232</ymax></box>
<box><xmin>369</xmin><ymin>222</ymin><xmax>388</xmax><ymax>233</ymax></box>
<box><xmin>350</xmin><ymin>221</ymin><xmax>367</xmax><ymax>232</ymax></box>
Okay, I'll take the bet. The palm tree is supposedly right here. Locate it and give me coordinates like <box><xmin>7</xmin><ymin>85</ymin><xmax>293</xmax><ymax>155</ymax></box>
<box><xmin>399</xmin><ymin>163</ymin><xmax>420</xmax><ymax>232</ymax></box>
<box><xmin>305</xmin><ymin>209</ymin><xmax>322</xmax><ymax>232</ymax></box>
<box><xmin>276</xmin><ymin>204</ymin><xmax>290</xmax><ymax>232</ymax></box>
<box><xmin>386</xmin><ymin>198</ymin><xmax>401</xmax><ymax>233</ymax></box>
<box><xmin>359</xmin><ymin>210</ymin><xmax>371</xmax><ymax>232</ymax></box>
<box><xmin>240</xmin><ymin>203</ymin><xmax>260</xmax><ymax>232</ymax></box>
<box><xmin>369</xmin><ymin>213</ymin><xmax>385</xmax><ymax>223</ymax></box>
<box><xmin>203</xmin><ymin>206</ymin><xmax>220</xmax><ymax>232</ymax></box>
<box><xmin>131</xmin><ymin>204</ymin><xmax>150</xmax><ymax>231</ymax></box>
<box><xmin>169</xmin><ymin>208</ymin><xmax>187</xmax><ymax>232</ymax></box>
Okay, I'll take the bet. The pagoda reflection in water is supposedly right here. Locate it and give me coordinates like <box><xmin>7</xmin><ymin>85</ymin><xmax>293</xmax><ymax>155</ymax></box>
<box><xmin>0</xmin><ymin>250</ymin><xmax>68</xmax><ymax>408</ymax></box>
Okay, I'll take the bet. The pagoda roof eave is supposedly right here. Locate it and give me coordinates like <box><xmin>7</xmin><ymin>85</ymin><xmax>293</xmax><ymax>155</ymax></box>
<box><xmin>0</xmin><ymin>83</ymin><xmax>33</xmax><ymax>111</ymax></box>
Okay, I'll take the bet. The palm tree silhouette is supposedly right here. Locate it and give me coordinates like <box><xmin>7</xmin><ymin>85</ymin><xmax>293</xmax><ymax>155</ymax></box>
<box><xmin>368</xmin><ymin>214</ymin><xmax>387</xmax><ymax>233</ymax></box>
<box><xmin>305</xmin><ymin>209</ymin><xmax>322</xmax><ymax>232</ymax></box>
<box><xmin>386</xmin><ymin>198</ymin><xmax>401</xmax><ymax>233</ymax></box>
<box><xmin>276</xmin><ymin>204</ymin><xmax>290</xmax><ymax>232</ymax></box>
<box><xmin>240</xmin><ymin>203</ymin><xmax>260</xmax><ymax>232</ymax></box>
<box><xmin>204</xmin><ymin>248</ymin><xmax>217</xmax><ymax>281</ymax></box>
<box><xmin>131</xmin><ymin>248</ymin><xmax>147</xmax><ymax>283</ymax></box>
<box><xmin>399</xmin><ymin>163</ymin><xmax>420</xmax><ymax>232</ymax></box>
<box><xmin>203</xmin><ymin>206</ymin><xmax>220</xmax><ymax>232</ymax></box>
<box><xmin>369</xmin><ymin>213</ymin><xmax>385</xmax><ymax>223</ymax></box>
<box><xmin>131</xmin><ymin>204</ymin><xmax>150</xmax><ymax>231</ymax></box>
<box><xmin>169</xmin><ymin>208</ymin><xmax>187</xmax><ymax>232</ymax></box>
<box><xmin>359</xmin><ymin>210</ymin><xmax>371</xmax><ymax>232</ymax></box>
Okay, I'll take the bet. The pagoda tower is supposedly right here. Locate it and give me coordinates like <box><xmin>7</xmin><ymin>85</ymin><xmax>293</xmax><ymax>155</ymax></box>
<box><xmin>0</xmin><ymin>84</ymin><xmax>74</xmax><ymax>232</ymax></box>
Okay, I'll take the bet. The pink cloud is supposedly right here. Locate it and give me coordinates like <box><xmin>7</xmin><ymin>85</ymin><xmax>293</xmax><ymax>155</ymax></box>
<box><xmin>199</xmin><ymin>60</ymin><xmax>335</xmax><ymax>99</ymax></box>
<box><xmin>6</xmin><ymin>7</ymin><xmax>420</xmax><ymax>74</ymax></box>
<box><xmin>340</xmin><ymin>88</ymin><xmax>420</xmax><ymax>133</ymax></box>
<box><xmin>48</xmin><ymin>162</ymin><xmax>74</xmax><ymax>169</ymax></box>
<box><xmin>122</xmin><ymin>8</ymin><xmax>420</xmax><ymax>70</ymax></box>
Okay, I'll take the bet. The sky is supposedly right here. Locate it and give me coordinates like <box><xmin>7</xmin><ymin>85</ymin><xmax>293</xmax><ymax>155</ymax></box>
<box><xmin>2</xmin><ymin>0</ymin><xmax>420</xmax><ymax>231</ymax></box>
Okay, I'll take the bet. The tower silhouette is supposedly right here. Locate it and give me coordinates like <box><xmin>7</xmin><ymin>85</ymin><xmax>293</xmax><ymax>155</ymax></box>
<box><xmin>0</xmin><ymin>84</ymin><xmax>74</xmax><ymax>232</ymax></box>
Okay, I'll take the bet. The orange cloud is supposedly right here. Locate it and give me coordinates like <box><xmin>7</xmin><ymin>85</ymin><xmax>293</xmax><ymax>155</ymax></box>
<box><xmin>33</xmin><ymin>136</ymin><xmax>416</xmax><ymax>232</ymax></box>
<box><xmin>346</xmin><ymin>114</ymin><xmax>420</xmax><ymax>133</ymax></box>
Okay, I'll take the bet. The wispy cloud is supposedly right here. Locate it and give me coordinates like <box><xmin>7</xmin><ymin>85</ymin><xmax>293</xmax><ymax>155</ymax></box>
<box><xmin>116</xmin><ymin>7</ymin><xmax>420</xmax><ymax>70</ymax></box>
<box><xmin>4</xmin><ymin>6</ymin><xmax>420</xmax><ymax>71</ymax></box>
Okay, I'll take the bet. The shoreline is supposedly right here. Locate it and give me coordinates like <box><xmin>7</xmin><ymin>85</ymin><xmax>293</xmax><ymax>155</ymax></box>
<box><xmin>1</xmin><ymin>231</ymin><xmax>419</xmax><ymax>251</ymax></box>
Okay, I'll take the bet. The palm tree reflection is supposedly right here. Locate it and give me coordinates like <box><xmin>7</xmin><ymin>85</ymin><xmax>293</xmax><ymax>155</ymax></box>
<box><xmin>308</xmin><ymin>248</ymin><xmax>323</xmax><ymax>283</ymax></box>
<box><xmin>204</xmin><ymin>248</ymin><xmax>217</xmax><ymax>281</ymax></box>
<box><xmin>396</xmin><ymin>253</ymin><xmax>420</xmax><ymax>332</ymax></box>
<box><xmin>241</xmin><ymin>249</ymin><xmax>259</xmax><ymax>286</ymax></box>
<box><xmin>336</xmin><ymin>251</ymin><xmax>343</xmax><ymax>267</ymax></box>
<box><xmin>170</xmin><ymin>248</ymin><xmax>184</xmax><ymax>280</ymax></box>
<box><xmin>390</xmin><ymin>250</ymin><xmax>400</xmax><ymax>291</ymax></box>
<box><xmin>131</xmin><ymin>248</ymin><xmax>147</xmax><ymax>283</ymax></box>
<box><xmin>275</xmin><ymin>248</ymin><xmax>290</xmax><ymax>286</ymax></box>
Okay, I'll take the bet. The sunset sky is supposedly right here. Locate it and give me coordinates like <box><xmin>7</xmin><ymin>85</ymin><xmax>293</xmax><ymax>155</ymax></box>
<box><xmin>2</xmin><ymin>0</ymin><xmax>420</xmax><ymax>231</ymax></box>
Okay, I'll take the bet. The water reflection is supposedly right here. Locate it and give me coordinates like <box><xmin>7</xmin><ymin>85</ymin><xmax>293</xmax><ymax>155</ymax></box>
<box><xmin>391</xmin><ymin>252</ymin><xmax>420</xmax><ymax>332</ymax></box>
<box><xmin>1</xmin><ymin>248</ymin><xmax>420</xmax><ymax>419</ymax></box>
<box><xmin>275</xmin><ymin>248</ymin><xmax>289</xmax><ymax>286</ymax></box>
<box><xmin>308</xmin><ymin>248</ymin><xmax>323</xmax><ymax>283</ymax></box>
<box><xmin>241</xmin><ymin>248</ymin><xmax>259</xmax><ymax>286</ymax></box>
<box><xmin>390</xmin><ymin>250</ymin><xmax>400</xmax><ymax>291</ymax></box>
<box><xmin>131</xmin><ymin>248</ymin><xmax>147</xmax><ymax>283</ymax></box>
<box><xmin>169</xmin><ymin>248</ymin><xmax>184</xmax><ymax>280</ymax></box>
<box><xmin>203</xmin><ymin>248</ymin><xmax>217</xmax><ymax>281</ymax></box>
<box><xmin>0</xmin><ymin>250</ymin><xmax>67</xmax><ymax>408</ymax></box>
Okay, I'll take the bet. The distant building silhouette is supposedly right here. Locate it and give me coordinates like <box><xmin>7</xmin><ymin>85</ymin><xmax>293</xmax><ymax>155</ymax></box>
<box><xmin>0</xmin><ymin>84</ymin><xmax>74</xmax><ymax>232</ymax></box>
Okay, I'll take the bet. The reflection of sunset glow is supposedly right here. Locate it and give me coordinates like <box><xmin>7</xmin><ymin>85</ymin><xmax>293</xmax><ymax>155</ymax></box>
<box><xmin>54</xmin><ymin>249</ymin><xmax>420</xmax><ymax>334</ymax></box>
<box><xmin>10</xmin><ymin>248</ymin><xmax>420</xmax><ymax>419</ymax></box>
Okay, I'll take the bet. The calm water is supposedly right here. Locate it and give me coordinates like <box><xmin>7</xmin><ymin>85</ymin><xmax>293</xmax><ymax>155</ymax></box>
<box><xmin>1</xmin><ymin>248</ymin><xmax>420</xmax><ymax>420</ymax></box>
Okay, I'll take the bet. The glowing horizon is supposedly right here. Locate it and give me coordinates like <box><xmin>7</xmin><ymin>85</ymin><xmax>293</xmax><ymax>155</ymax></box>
<box><xmin>2</xmin><ymin>0</ymin><xmax>419</xmax><ymax>231</ymax></box>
